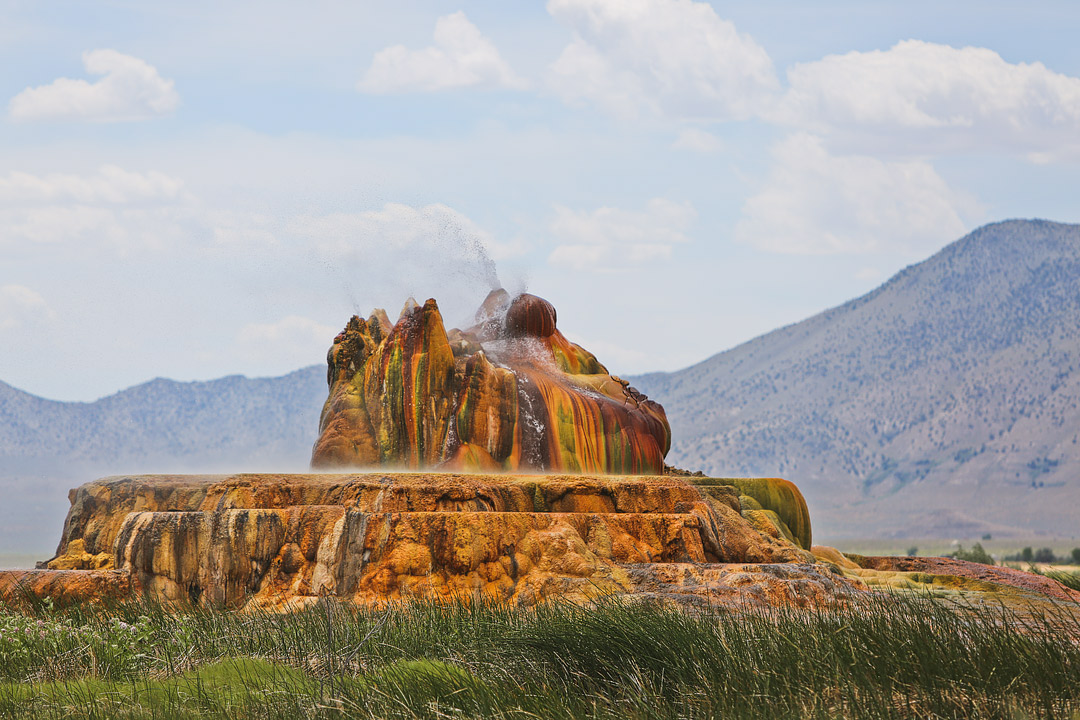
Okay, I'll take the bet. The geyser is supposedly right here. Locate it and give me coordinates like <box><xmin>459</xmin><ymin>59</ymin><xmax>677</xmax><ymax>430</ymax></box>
<box><xmin>311</xmin><ymin>289</ymin><xmax>671</xmax><ymax>474</ymax></box>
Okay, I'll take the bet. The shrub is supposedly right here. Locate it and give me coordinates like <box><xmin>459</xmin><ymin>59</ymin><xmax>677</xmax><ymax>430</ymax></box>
<box><xmin>1071</xmin><ymin>547</ymin><xmax>1080</xmax><ymax>565</ymax></box>
<box><xmin>952</xmin><ymin>542</ymin><xmax>994</xmax><ymax>566</ymax></box>
<box><xmin>1033</xmin><ymin>547</ymin><xmax>1056</xmax><ymax>564</ymax></box>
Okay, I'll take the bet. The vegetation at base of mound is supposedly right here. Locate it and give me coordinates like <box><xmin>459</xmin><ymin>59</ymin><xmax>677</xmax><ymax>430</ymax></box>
<box><xmin>1047</xmin><ymin>571</ymin><xmax>1080</xmax><ymax>592</ymax></box>
<box><xmin>1027</xmin><ymin>565</ymin><xmax>1080</xmax><ymax>593</ymax></box>
<box><xmin>0</xmin><ymin>595</ymin><xmax>1077</xmax><ymax>719</ymax></box>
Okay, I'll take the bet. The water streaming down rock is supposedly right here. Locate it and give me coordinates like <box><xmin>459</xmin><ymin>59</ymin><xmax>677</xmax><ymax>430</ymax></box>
<box><xmin>310</xmin><ymin>290</ymin><xmax>671</xmax><ymax>474</ymax></box>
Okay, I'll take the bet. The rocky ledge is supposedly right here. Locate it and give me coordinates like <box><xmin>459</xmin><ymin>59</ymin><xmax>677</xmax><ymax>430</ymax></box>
<box><xmin>3</xmin><ymin>472</ymin><xmax>1076</xmax><ymax>611</ymax></box>
<box><xmin>0</xmin><ymin>472</ymin><xmax>845</xmax><ymax>610</ymax></box>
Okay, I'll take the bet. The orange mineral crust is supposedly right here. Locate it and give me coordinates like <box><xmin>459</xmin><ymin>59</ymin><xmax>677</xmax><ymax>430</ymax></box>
<box><xmin>6</xmin><ymin>476</ymin><xmax>1078</xmax><ymax>611</ymax></box>
<box><xmin>310</xmin><ymin>290</ymin><xmax>671</xmax><ymax>474</ymax></box>
<box><xmin>2</xmin><ymin>473</ymin><xmax>830</xmax><ymax>610</ymax></box>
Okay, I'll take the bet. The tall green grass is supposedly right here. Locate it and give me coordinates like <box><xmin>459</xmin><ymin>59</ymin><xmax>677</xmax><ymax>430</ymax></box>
<box><xmin>1029</xmin><ymin>566</ymin><xmax>1080</xmax><ymax>593</ymax></box>
<box><xmin>0</xmin><ymin>593</ymin><xmax>1077</xmax><ymax>719</ymax></box>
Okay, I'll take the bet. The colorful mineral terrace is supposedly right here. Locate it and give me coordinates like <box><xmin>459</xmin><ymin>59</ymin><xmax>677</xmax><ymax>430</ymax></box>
<box><xmin>310</xmin><ymin>290</ymin><xmax>671</xmax><ymax>474</ymax></box>
<box><xmin>9</xmin><ymin>472</ymin><xmax>835</xmax><ymax>610</ymax></box>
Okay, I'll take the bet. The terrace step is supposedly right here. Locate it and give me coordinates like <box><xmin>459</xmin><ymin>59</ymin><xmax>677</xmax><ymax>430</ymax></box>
<box><xmin>0</xmin><ymin>569</ymin><xmax>131</xmax><ymax>603</ymax></box>
<box><xmin>8</xmin><ymin>473</ymin><xmax>818</xmax><ymax>610</ymax></box>
<box><xmin>112</xmin><ymin>509</ymin><xmax>715</xmax><ymax>606</ymax></box>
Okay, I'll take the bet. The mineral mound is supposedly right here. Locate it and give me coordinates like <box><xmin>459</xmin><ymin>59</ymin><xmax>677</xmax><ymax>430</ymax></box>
<box><xmin>311</xmin><ymin>290</ymin><xmax>670</xmax><ymax>474</ymax></box>
<box><xmin>6</xmin><ymin>472</ymin><xmax>840</xmax><ymax>610</ymax></box>
<box><xmin>3</xmin><ymin>292</ymin><xmax>1078</xmax><ymax>613</ymax></box>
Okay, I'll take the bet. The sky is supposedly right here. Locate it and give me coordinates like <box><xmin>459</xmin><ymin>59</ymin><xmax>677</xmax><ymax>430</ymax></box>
<box><xmin>2</xmin><ymin>0</ymin><xmax>1079</xmax><ymax>402</ymax></box>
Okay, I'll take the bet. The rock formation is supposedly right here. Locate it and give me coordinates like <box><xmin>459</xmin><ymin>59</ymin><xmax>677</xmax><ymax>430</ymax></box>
<box><xmin>3</xmin><ymin>291</ymin><xmax>1077</xmax><ymax>613</ymax></box>
<box><xmin>311</xmin><ymin>291</ymin><xmax>670</xmax><ymax>474</ymax></box>
<box><xmin>4</xmin><ymin>472</ymin><xmax>1075</xmax><ymax>611</ymax></box>
<box><xmin>6</xmin><ymin>473</ymin><xmax>828</xmax><ymax>609</ymax></box>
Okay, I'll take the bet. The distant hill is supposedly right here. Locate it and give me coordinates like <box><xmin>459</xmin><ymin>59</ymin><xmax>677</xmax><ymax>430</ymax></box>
<box><xmin>632</xmin><ymin>219</ymin><xmax>1080</xmax><ymax>540</ymax></box>
<box><xmin>0</xmin><ymin>367</ymin><xmax>326</xmax><ymax>553</ymax></box>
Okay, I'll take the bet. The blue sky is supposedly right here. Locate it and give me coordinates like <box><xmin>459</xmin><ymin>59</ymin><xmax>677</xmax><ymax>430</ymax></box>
<box><xmin>2</xmin><ymin>0</ymin><xmax>1079</xmax><ymax>401</ymax></box>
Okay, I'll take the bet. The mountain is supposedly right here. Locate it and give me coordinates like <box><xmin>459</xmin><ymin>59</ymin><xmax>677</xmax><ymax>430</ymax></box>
<box><xmin>632</xmin><ymin>219</ymin><xmax>1080</xmax><ymax>540</ymax></box>
<box><xmin>0</xmin><ymin>366</ymin><xmax>327</xmax><ymax>553</ymax></box>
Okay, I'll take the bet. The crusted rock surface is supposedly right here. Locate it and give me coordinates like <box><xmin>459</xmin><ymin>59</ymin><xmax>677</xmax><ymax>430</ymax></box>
<box><xmin>5</xmin><ymin>475</ymin><xmax>1076</xmax><ymax>611</ymax></box>
<box><xmin>845</xmin><ymin>554</ymin><xmax>1080</xmax><ymax>603</ymax></box>
<box><xmin>3</xmin><ymin>473</ymin><xmax>828</xmax><ymax>609</ymax></box>
<box><xmin>0</xmin><ymin>569</ymin><xmax>130</xmax><ymax>603</ymax></box>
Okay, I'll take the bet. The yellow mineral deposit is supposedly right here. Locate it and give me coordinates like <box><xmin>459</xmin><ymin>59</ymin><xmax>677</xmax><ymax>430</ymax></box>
<box><xmin>14</xmin><ymin>473</ymin><xmax>831</xmax><ymax>609</ymax></box>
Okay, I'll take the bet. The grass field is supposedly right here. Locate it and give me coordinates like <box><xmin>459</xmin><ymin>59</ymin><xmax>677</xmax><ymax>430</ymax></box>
<box><xmin>0</xmin><ymin>593</ymin><xmax>1078</xmax><ymax>719</ymax></box>
<box><xmin>831</xmin><ymin>536</ymin><xmax>1080</xmax><ymax>561</ymax></box>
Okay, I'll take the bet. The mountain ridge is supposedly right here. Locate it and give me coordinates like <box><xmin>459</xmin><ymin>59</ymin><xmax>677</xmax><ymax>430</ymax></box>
<box><xmin>0</xmin><ymin>367</ymin><xmax>326</xmax><ymax>465</ymax></box>
<box><xmin>632</xmin><ymin>219</ymin><xmax>1080</xmax><ymax>539</ymax></box>
<box><xmin>0</xmin><ymin>367</ymin><xmax>327</xmax><ymax>552</ymax></box>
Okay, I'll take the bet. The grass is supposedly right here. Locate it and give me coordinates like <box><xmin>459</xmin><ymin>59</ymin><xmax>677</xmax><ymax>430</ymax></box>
<box><xmin>0</xmin><ymin>594</ymin><xmax>1077</xmax><ymax>719</ymax></box>
<box><xmin>1051</xmin><ymin>571</ymin><xmax>1080</xmax><ymax>592</ymax></box>
<box><xmin>1028</xmin><ymin>565</ymin><xmax>1080</xmax><ymax>593</ymax></box>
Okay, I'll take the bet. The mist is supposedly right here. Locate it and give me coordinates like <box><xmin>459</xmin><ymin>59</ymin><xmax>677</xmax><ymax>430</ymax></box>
<box><xmin>300</xmin><ymin>202</ymin><xmax>506</xmax><ymax>330</ymax></box>
<box><xmin>0</xmin><ymin>366</ymin><xmax>329</xmax><ymax>561</ymax></box>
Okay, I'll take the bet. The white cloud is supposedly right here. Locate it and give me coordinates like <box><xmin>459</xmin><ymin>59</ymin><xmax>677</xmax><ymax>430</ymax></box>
<box><xmin>672</xmin><ymin>128</ymin><xmax>724</xmax><ymax>153</ymax></box>
<box><xmin>0</xmin><ymin>285</ymin><xmax>55</xmax><ymax>331</ymax></box>
<box><xmin>0</xmin><ymin>166</ymin><xmax>199</xmax><ymax>255</ymax></box>
<box><xmin>548</xmin><ymin>197</ymin><xmax>695</xmax><ymax>271</ymax></box>
<box><xmin>359</xmin><ymin>12</ymin><xmax>527</xmax><ymax>93</ymax></box>
<box><xmin>0</xmin><ymin>165</ymin><xmax>186</xmax><ymax>206</ymax></box>
<box><xmin>0</xmin><ymin>164</ymin><xmax>506</xmax><ymax>319</ymax></box>
<box><xmin>774</xmin><ymin>40</ymin><xmax>1080</xmax><ymax>156</ymax></box>
<box><xmin>8</xmin><ymin>49</ymin><xmax>179</xmax><ymax>123</ymax></box>
<box><xmin>0</xmin><ymin>165</ymin><xmax>283</xmax><ymax>260</ymax></box>
<box><xmin>546</xmin><ymin>0</ymin><xmax>778</xmax><ymax>120</ymax></box>
<box><xmin>736</xmin><ymin>133</ymin><xmax>983</xmax><ymax>255</ymax></box>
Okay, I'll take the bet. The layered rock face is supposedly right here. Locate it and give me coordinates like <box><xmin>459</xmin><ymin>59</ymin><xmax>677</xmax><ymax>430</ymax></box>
<box><xmin>311</xmin><ymin>291</ymin><xmax>671</xmax><ymax>474</ymax></box>
<box><xmin>7</xmin><ymin>473</ymin><xmax>827</xmax><ymax>609</ymax></box>
<box><xmin>8</xmin><ymin>472</ymin><xmax>1073</xmax><ymax>611</ymax></box>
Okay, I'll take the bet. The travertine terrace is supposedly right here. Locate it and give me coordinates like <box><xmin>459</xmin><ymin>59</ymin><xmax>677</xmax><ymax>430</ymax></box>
<box><xmin>5</xmin><ymin>472</ymin><xmax>854</xmax><ymax>609</ymax></box>
<box><xmin>3</xmin><ymin>292</ymin><xmax>1078</xmax><ymax>611</ymax></box>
